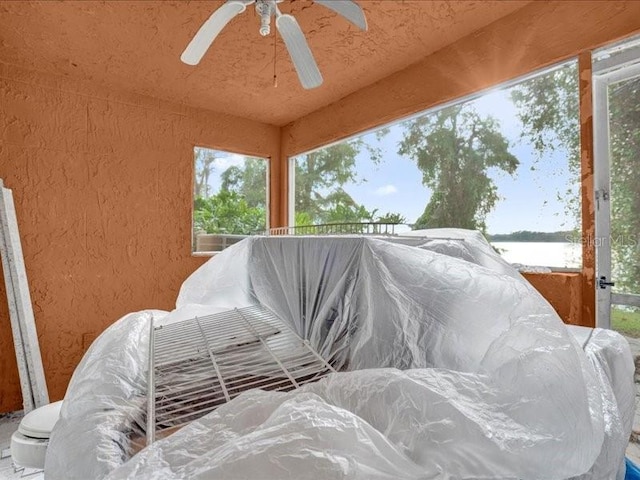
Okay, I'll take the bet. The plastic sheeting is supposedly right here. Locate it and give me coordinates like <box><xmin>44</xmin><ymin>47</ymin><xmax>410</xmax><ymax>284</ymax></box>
<box><xmin>46</xmin><ymin>230</ymin><xmax>635</xmax><ymax>479</ymax></box>
<box><xmin>570</xmin><ymin>326</ymin><xmax>636</xmax><ymax>480</ymax></box>
<box><xmin>46</xmin><ymin>311</ymin><xmax>155</xmax><ymax>479</ymax></box>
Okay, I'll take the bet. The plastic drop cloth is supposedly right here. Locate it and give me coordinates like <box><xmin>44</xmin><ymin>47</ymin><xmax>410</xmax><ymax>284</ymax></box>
<box><xmin>45</xmin><ymin>229</ymin><xmax>635</xmax><ymax>479</ymax></box>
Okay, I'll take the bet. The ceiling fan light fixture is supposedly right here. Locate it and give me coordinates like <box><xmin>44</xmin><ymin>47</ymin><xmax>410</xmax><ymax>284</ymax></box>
<box><xmin>180</xmin><ymin>0</ymin><xmax>367</xmax><ymax>89</ymax></box>
<box><xmin>256</xmin><ymin>0</ymin><xmax>274</xmax><ymax>37</ymax></box>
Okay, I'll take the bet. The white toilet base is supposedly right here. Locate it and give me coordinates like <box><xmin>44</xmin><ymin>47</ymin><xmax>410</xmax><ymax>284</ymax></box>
<box><xmin>10</xmin><ymin>430</ymin><xmax>48</xmax><ymax>470</ymax></box>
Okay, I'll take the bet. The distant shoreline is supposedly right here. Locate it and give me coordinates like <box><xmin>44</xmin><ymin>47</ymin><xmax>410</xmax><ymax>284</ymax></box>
<box><xmin>488</xmin><ymin>230</ymin><xmax>578</xmax><ymax>243</ymax></box>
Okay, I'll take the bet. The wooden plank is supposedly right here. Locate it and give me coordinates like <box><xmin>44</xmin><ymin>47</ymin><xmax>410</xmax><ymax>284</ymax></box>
<box><xmin>579</xmin><ymin>52</ymin><xmax>596</xmax><ymax>328</ymax></box>
<box><xmin>612</xmin><ymin>293</ymin><xmax>640</xmax><ymax>309</ymax></box>
<box><xmin>0</xmin><ymin>179</ymin><xmax>49</xmax><ymax>411</ymax></box>
<box><xmin>0</xmin><ymin>181</ymin><xmax>33</xmax><ymax>412</ymax></box>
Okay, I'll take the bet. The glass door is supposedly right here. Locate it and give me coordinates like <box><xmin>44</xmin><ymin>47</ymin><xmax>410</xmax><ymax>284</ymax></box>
<box><xmin>594</xmin><ymin>40</ymin><xmax>640</xmax><ymax>334</ymax></box>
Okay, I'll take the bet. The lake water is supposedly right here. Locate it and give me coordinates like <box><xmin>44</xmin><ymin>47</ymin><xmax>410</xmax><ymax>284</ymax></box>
<box><xmin>492</xmin><ymin>242</ymin><xmax>582</xmax><ymax>269</ymax></box>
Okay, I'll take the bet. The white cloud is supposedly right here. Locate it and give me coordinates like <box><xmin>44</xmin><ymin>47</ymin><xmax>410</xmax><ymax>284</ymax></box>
<box><xmin>214</xmin><ymin>153</ymin><xmax>245</xmax><ymax>171</ymax></box>
<box><xmin>374</xmin><ymin>184</ymin><xmax>398</xmax><ymax>196</ymax></box>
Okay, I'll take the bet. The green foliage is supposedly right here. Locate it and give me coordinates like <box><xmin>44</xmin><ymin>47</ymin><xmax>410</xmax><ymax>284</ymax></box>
<box><xmin>398</xmin><ymin>104</ymin><xmax>518</xmax><ymax>232</ymax></box>
<box><xmin>325</xmin><ymin>203</ymin><xmax>374</xmax><ymax>224</ymax></box>
<box><xmin>294</xmin><ymin>211</ymin><xmax>313</xmax><ymax>227</ymax></box>
<box><xmin>376</xmin><ymin>212</ymin><xmax>406</xmax><ymax>224</ymax></box>
<box><xmin>221</xmin><ymin>158</ymin><xmax>268</xmax><ymax>209</ymax></box>
<box><xmin>608</xmin><ymin>77</ymin><xmax>640</xmax><ymax>292</ymax></box>
<box><xmin>193</xmin><ymin>150</ymin><xmax>268</xmax><ymax>238</ymax></box>
<box><xmin>295</xmin><ymin>142</ymin><xmax>361</xmax><ymax>223</ymax></box>
<box><xmin>510</xmin><ymin>62</ymin><xmax>581</xmax><ymax>233</ymax></box>
<box><xmin>194</xmin><ymin>191</ymin><xmax>266</xmax><ymax>235</ymax></box>
<box><xmin>511</xmin><ymin>64</ymin><xmax>579</xmax><ymax>157</ymax></box>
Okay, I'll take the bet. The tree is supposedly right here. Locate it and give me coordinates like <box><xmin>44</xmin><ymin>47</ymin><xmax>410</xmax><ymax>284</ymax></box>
<box><xmin>221</xmin><ymin>158</ymin><xmax>268</xmax><ymax>209</ymax></box>
<box><xmin>194</xmin><ymin>190</ymin><xmax>266</xmax><ymax>235</ymax></box>
<box><xmin>398</xmin><ymin>104</ymin><xmax>518</xmax><ymax>232</ymax></box>
<box><xmin>608</xmin><ymin>77</ymin><xmax>640</xmax><ymax>292</ymax></box>
<box><xmin>194</xmin><ymin>147</ymin><xmax>218</xmax><ymax>198</ymax></box>
<box><xmin>293</xmin><ymin>137</ymin><xmax>404</xmax><ymax>225</ymax></box>
<box><xmin>511</xmin><ymin>63</ymin><xmax>640</xmax><ymax>293</ymax></box>
<box><xmin>294</xmin><ymin>142</ymin><xmax>363</xmax><ymax>224</ymax></box>
<box><xmin>376</xmin><ymin>212</ymin><xmax>407</xmax><ymax>224</ymax></box>
<box><xmin>324</xmin><ymin>196</ymin><xmax>375</xmax><ymax>224</ymax></box>
<box><xmin>510</xmin><ymin>62</ymin><xmax>581</xmax><ymax>228</ymax></box>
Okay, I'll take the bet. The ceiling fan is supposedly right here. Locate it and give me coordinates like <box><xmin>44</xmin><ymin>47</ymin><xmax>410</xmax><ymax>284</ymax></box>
<box><xmin>180</xmin><ymin>0</ymin><xmax>368</xmax><ymax>90</ymax></box>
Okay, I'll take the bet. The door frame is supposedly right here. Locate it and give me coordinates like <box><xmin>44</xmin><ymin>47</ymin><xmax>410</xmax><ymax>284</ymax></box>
<box><xmin>593</xmin><ymin>45</ymin><xmax>640</xmax><ymax>328</ymax></box>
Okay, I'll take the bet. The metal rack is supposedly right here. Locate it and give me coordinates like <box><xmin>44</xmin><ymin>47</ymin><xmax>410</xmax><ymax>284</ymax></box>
<box><xmin>146</xmin><ymin>305</ymin><xmax>335</xmax><ymax>444</ymax></box>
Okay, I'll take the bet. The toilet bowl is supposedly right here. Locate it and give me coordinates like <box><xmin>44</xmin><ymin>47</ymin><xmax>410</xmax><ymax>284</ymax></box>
<box><xmin>10</xmin><ymin>400</ymin><xmax>63</xmax><ymax>470</ymax></box>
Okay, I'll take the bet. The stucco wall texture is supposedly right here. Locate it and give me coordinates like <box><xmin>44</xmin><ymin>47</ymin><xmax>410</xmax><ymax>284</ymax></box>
<box><xmin>0</xmin><ymin>63</ymin><xmax>279</xmax><ymax>412</ymax></box>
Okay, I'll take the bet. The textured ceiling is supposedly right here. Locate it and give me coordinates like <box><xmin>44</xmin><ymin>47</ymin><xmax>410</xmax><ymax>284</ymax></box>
<box><xmin>0</xmin><ymin>1</ymin><xmax>530</xmax><ymax>126</ymax></box>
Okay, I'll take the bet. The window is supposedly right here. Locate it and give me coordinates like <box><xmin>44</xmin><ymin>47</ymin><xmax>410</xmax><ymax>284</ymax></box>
<box><xmin>290</xmin><ymin>61</ymin><xmax>581</xmax><ymax>269</ymax></box>
<box><xmin>193</xmin><ymin>147</ymin><xmax>268</xmax><ymax>253</ymax></box>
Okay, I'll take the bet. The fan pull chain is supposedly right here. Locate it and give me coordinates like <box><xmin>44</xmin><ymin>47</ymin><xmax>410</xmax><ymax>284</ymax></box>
<box><xmin>273</xmin><ymin>28</ymin><xmax>278</xmax><ymax>88</ymax></box>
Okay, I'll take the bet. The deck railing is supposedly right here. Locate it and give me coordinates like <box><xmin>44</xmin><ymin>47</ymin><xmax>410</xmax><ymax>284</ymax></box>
<box><xmin>195</xmin><ymin>223</ymin><xmax>413</xmax><ymax>253</ymax></box>
<box><xmin>267</xmin><ymin>222</ymin><xmax>412</xmax><ymax>236</ymax></box>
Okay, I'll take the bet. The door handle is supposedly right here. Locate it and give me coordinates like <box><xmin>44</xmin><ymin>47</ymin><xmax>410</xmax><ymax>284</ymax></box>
<box><xmin>599</xmin><ymin>276</ymin><xmax>615</xmax><ymax>289</ymax></box>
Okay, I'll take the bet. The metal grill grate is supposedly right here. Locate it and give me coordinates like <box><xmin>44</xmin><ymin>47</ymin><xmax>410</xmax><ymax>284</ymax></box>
<box><xmin>146</xmin><ymin>305</ymin><xmax>335</xmax><ymax>443</ymax></box>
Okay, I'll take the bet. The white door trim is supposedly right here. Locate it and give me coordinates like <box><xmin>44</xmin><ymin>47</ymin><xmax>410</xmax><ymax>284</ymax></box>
<box><xmin>593</xmin><ymin>72</ymin><xmax>612</xmax><ymax>328</ymax></box>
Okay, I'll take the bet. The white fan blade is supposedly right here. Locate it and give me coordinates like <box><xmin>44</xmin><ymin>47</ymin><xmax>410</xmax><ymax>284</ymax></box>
<box><xmin>315</xmin><ymin>0</ymin><xmax>367</xmax><ymax>31</ymax></box>
<box><xmin>276</xmin><ymin>13</ymin><xmax>323</xmax><ymax>89</ymax></box>
<box><xmin>181</xmin><ymin>1</ymin><xmax>252</xmax><ymax>65</ymax></box>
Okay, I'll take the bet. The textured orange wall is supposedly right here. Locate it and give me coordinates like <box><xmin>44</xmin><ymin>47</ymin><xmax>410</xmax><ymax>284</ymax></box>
<box><xmin>523</xmin><ymin>273</ymin><xmax>583</xmax><ymax>326</ymax></box>
<box><xmin>0</xmin><ymin>63</ymin><xmax>279</xmax><ymax>412</ymax></box>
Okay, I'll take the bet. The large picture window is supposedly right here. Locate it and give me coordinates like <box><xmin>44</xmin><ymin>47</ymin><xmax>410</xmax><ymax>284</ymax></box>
<box><xmin>193</xmin><ymin>147</ymin><xmax>268</xmax><ymax>253</ymax></box>
<box><xmin>290</xmin><ymin>61</ymin><xmax>582</xmax><ymax>269</ymax></box>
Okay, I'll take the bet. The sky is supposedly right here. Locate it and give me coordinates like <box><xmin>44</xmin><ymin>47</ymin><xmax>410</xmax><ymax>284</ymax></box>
<box><xmin>201</xmin><ymin>151</ymin><xmax>254</xmax><ymax>194</ymax></box>
<box><xmin>316</xmin><ymin>88</ymin><xmax>579</xmax><ymax>235</ymax></box>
